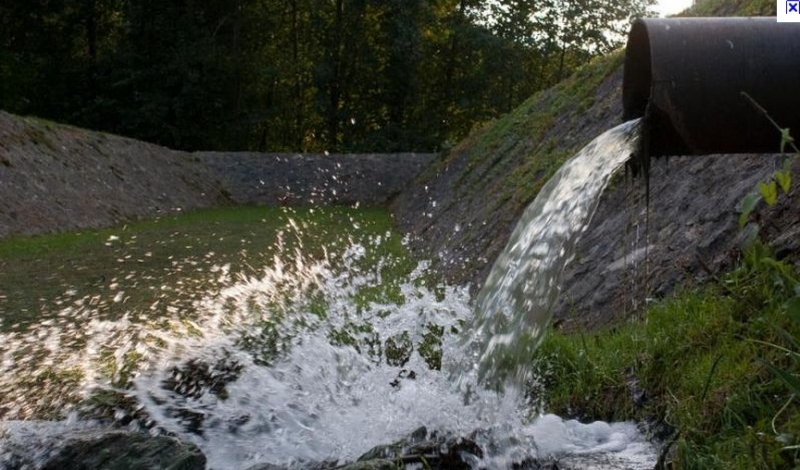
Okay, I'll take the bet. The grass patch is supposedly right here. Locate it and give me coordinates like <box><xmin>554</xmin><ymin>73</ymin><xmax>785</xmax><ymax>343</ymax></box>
<box><xmin>0</xmin><ymin>205</ymin><xmax>417</xmax><ymax>332</ymax></box>
<box><xmin>450</xmin><ymin>51</ymin><xmax>623</xmax><ymax>196</ymax></box>
<box><xmin>0</xmin><ymin>205</ymin><xmax>447</xmax><ymax>420</ymax></box>
<box><xmin>681</xmin><ymin>0</ymin><xmax>775</xmax><ymax>16</ymax></box>
<box><xmin>534</xmin><ymin>245</ymin><xmax>800</xmax><ymax>469</ymax></box>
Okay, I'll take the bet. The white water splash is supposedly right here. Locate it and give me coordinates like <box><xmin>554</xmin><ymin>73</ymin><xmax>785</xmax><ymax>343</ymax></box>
<box><xmin>0</xmin><ymin>119</ymin><xmax>656</xmax><ymax>468</ymax></box>
<box><xmin>463</xmin><ymin>119</ymin><xmax>642</xmax><ymax>388</ymax></box>
<box><xmin>0</xmin><ymin>236</ymin><xmax>655</xmax><ymax>469</ymax></box>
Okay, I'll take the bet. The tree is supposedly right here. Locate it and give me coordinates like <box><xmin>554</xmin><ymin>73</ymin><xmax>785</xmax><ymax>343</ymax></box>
<box><xmin>0</xmin><ymin>0</ymin><xmax>654</xmax><ymax>153</ymax></box>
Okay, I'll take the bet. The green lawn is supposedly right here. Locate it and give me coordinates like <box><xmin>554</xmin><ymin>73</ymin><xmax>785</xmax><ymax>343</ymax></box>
<box><xmin>0</xmin><ymin>205</ymin><xmax>432</xmax><ymax>420</ymax></box>
<box><xmin>0</xmin><ymin>206</ymin><xmax>415</xmax><ymax>332</ymax></box>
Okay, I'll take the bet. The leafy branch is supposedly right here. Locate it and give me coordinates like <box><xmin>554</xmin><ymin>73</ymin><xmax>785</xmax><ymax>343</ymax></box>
<box><xmin>738</xmin><ymin>92</ymin><xmax>797</xmax><ymax>229</ymax></box>
<box><xmin>739</xmin><ymin>92</ymin><xmax>800</xmax><ymax>447</ymax></box>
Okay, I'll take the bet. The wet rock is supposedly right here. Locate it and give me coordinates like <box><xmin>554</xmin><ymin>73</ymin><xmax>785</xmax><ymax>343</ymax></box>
<box><xmin>245</xmin><ymin>461</ymin><xmax>339</xmax><ymax>470</ymax></box>
<box><xmin>243</xmin><ymin>428</ymin><xmax>473</xmax><ymax>470</ymax></box>
<box><xmin>355</xmin><ymin>426</ymin><xmax>427</xmax><ymax>461</ymax></box>
<box><xmin>409</xmin><ymin>425</ymin><xmax>428</xmax><ymax>442</ymax></box>
<box><xmin>156</xmin><ymin>353</ymin><xmax>246</xmax><ymax>436</ymax></box>
<box><xmin>162</xmin><ymin>353</ymin><xmax>244</xmax><ymax>401</ymax></box>
<box><xmin>246</xmin><ymin>461</ymin><xmax>396</xmax><ymax>470</ymax></box>
<box><xmin>40</xmin><ymin>431</ymin><xmax>206</xmax><ymax>470</ymax></box>
<box><xmin>242</xmin><ymin>427</ymin><xmax>567</xmax><ymax>470</ymax></box>
<box><xmin>164</xmin><ymin>407</ymin><xmax>207</xmax><ymax>436</ymax></box>
<box><xmin>336</xmin><ymin>460</ymin><xmax>399</xmax><ymax>470</ymax></box>
<box><xmin>0</xmin><ymin>446</ymin><xmax>30</xmax><ymax>470</ymax></box>
<box><xmin>356</xmin><ymin>427</ymin><xmax>482</xmax><ymax>470</ymax></box>
<box><xmin>512</xmin><ymin>457</ymin><xmax>561</xmax><ymax>469</ymax></box>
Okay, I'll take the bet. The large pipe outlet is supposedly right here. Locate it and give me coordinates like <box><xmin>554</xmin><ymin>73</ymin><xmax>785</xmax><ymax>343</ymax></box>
<box><xmin>623</xmin><ymin>17</ymin><xmax>800</xmax><ymax>158</ymax></box>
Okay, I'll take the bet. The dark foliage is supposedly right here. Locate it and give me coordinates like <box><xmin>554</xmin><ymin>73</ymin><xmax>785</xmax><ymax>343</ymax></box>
<box><xmin>0</xmin><ymin>0</ymin><xmax>652</xmax><ymax>152</ymax></box>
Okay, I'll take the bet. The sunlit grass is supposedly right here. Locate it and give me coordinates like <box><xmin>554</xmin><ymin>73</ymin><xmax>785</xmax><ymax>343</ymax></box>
<box><xmin>0</xmin><ymin>206</ymin><xmax>415</xmax><ymax>332</ymax></box>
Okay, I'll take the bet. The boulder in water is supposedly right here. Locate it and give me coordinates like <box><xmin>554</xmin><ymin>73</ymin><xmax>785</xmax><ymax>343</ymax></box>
<box><xmin>40</xmin><ymin>431</ymin><xmax>206</xmax><ymax>470</ymax></box>
<box><xmin>355</xmin><ymin>427</ymin><xmax>482</xmax><ymax>470</ymax></box>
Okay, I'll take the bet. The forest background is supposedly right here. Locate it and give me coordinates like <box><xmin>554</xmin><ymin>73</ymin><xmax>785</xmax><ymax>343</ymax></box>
<box><xmin>0</xmin><ymin>0</ymin><xmax>653</xmax><ymax>153</ymax></box>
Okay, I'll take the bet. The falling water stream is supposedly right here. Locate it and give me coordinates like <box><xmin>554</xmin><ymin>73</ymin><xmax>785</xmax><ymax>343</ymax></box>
<box><xmin>464</xmin><ymin>118</ymin><xmax>643</xmax><ymax>388</ymax></box>
<box><xmin>0</xmin><ymin>119</ymin><xmax>655</xmax><ymax>469</ymax></box>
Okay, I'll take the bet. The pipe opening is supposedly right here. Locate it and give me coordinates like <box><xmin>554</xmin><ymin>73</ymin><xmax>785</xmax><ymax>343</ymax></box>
<box><xmin>622</xmin><ymin>20</ymin><xmax>651</xmax><ymax>122</ymax></box>
<box><xmin>623</xmin><ymin>17</ymin><xmax>800</xmax><ymax>158</ymax></box>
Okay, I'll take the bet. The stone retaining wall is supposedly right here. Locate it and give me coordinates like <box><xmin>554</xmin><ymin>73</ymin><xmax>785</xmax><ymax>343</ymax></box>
<box><xmin>0</xmin><ymin>111</ymin><xmax>436</xmax><ymax>238</ymax></box>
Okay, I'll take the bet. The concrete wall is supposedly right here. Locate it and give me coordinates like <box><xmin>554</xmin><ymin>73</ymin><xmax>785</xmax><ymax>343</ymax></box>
<box><xmin>0</xmin><ymin>111</ymin><xmax>437</xmax><ymax>237</ymax></box>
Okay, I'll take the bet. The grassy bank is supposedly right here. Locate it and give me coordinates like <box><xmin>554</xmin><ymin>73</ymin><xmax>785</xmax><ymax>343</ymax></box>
<box><xmin>534</xmin><ymin>242</ymin><xmax>800</xmax><ymax>468</ymax></box>
<box><xmin>529</xmin><ymin>2</ymin><xmax>787</xmax><ymax>466</ymax></box>
<box><xmin>444</xmin><ymin>49</ymin><xmax>624</xmax><ymax>213</ymax></box>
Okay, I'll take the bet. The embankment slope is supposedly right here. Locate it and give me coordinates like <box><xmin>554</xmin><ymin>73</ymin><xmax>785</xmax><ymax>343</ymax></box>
<box><xmin>0</xmin><ymin>112</ymin><xmax>230</xmax><ymax>238</ymax></box>
<box><xmin>0</xmin><ymin>111</ymin><xmax>433</xmax><ymax>238</ymax></box>
<box><xmin>390</xmin><ymin>0</ymin><xmax>794</xmax><ymax>330</ymax></box>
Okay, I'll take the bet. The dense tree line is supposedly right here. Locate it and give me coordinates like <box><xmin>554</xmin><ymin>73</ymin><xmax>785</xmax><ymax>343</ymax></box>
<box><xmin>0</xmin><ymin>0</ymin><xmax>652</xmax><ymax>152</ymax></box>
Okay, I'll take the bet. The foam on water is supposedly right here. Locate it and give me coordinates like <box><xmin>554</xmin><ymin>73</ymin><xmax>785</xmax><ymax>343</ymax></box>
<box><xmin>0</xmin><ymin>120</ymin><xmax>657</xmax><ymax>469</ymax></box>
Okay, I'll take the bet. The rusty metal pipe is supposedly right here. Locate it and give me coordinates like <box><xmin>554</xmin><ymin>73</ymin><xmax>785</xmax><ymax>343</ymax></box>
<box><xmin>623</xmin><ymin>17</ymin><xmax>800</xmax><ymax>157</ymax></box>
